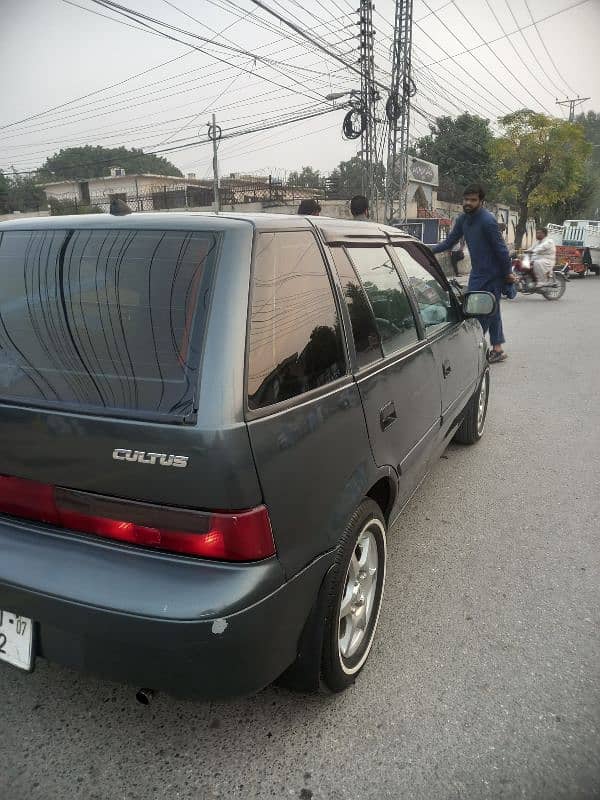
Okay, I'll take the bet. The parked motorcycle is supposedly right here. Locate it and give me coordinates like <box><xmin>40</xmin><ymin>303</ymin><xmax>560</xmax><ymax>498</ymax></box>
<box><xmin>511</xmin><ymin>253</ymin><xmax>566</xmax><ymax>300</ymax></box>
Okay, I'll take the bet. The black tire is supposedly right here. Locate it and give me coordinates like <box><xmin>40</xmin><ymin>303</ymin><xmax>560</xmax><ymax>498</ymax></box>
<box><xmin>321</xmin><ymin>499</ymin><xmax>387</xmax><ymax>692</ymax></box>
<box><xmin>541</xmin><ymin>272</ymin><xmax>566</xmax><ymax>300</ymax></box>
<box><xmin>454</xmin><ymin>368</ymin><xmax>490</xmax><ymax>445</ymax></box>
<box><xmin>279</xmin><ymin>499</ymin><xmax>387</xmax><ymax>693</ymax></box>
<box><xmin>592</xmin><ymin>265</ymin><xmax>600</xmax><ymax>276</ymax></box>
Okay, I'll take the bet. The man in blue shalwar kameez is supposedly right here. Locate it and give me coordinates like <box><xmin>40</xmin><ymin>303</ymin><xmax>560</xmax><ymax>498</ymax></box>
<box><xmin>431</xmin><ymin>184</ymin><xmax>515</xmax><ymax>363</ymax></box>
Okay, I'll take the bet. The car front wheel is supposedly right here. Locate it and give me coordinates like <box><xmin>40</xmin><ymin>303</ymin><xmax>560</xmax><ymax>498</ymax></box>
<box><xmin>454</xmin><ymin>368</ymin><xmax>490</xmax><ymax>445</ymax></box>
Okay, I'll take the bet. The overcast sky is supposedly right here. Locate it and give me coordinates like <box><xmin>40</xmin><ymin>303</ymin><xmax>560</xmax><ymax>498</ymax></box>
<box><xmin>2</xmin><ymin>0</ymin><xmax>599</xmax><ymax>180</ymax></box>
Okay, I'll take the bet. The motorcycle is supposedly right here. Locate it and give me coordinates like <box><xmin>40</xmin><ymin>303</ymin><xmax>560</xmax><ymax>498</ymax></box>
<box><xmin>511</xmin><ymin>253</ymin><xmax>566</xmax><ymax>300</ymax></box>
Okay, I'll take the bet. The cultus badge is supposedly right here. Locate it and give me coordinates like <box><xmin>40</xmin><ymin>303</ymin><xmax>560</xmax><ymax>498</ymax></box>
<box><xmin>112</xmin><ymin>449</ymin><xmax>189</xmax><ymax>468</ymax></box>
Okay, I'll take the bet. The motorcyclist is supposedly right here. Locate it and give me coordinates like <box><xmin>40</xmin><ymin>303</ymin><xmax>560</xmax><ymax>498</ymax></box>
<box><xmin>527</xmin><ymin>228</ymin><xmax>556</xmax><ymax>287</ymax></box>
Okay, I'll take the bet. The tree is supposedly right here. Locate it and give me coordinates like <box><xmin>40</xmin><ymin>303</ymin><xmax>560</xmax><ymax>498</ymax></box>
<box><xmin>0</xmin><ymin>171</ymin><xmax>46</xmax><ymax>213</ymax></box>
<box><xmin>541</xmin><ymin>175</ymin><xmax>598</xmax><ymax>225</ymax></box>
<box><xmin>574</xmin><ymin>110</ymin><xmax>600</xmax><ymax>218</ymax></box>
<box><xmin>287</xmin><ymin>166</ymin><xmax>321</xmax><ymax>189</ymax></box>
<box><xmin>0</xmin><ymin>171</ymin><xmax>10</xmax><ymax>213</ymax></box>
<box><xmin>492</xmin><ymin>110</ymin><xmax>591</xmax><ymax>247</ymax></box>
<box><xmin>327</xmin><ymin>156</ymin><xmax>385</xmax><ymax>198</ymax></box>
<box><xmin>38</xmin><ymin>145</ymin><xmax>183</xmax><ymax>181</ymax></box>
<box><xmin>413</xmin><ymin>114</ymin><xmax>495</xmax><ymax>201</ymax></box>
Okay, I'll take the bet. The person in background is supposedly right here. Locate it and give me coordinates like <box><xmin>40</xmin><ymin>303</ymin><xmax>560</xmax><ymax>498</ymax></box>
<box><xmin>350</xmin><ymin>195</ymin><xmax>369</xmax><ymax>220</ymax></box>
<box><xmin>528</xmin><ymin>227</ymin><xmax>556</xmax><ymax>287</ymax></box>
<box><xmin>431</xmin><ymin>184</ymin><xmax>515</xmax><ymax>364</ymax></box>
<box><xmin>297</xmin><ymin>199</ymin><xmax>321</xmax><ymax>216</ymax></box>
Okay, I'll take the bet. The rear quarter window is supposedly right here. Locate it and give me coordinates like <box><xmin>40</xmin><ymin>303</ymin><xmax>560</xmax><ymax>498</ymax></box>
<box><xmin>247</xmin><ymin>231</ymin><xmax>346</xmax><ymax>410</ymax></box>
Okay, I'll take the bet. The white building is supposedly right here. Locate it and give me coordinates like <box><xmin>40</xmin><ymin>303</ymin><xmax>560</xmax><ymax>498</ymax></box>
<box><xmin>41</xmin><ymin>167</ymin><xmax>213</xmax><ymax>211</ymax></box>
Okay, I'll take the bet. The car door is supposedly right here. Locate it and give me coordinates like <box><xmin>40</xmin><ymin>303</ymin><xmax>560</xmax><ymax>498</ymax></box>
<box><xmin>391</xmin><ymin>241</ymin><xmax>479</xmax><ymax>436</ymax></box>
<box><xmin>244</xmin><ymin>229</ymin><xmax>378</xmax><ymax>576</ymax></box>
<box><xmin>330</xmin><ymin>244</ymin><xmax>441</xmax><ymax>509</ymax></box>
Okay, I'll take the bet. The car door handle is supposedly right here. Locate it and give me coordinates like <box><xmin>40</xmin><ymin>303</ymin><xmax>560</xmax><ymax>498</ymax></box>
<box><xmin>442</xmin><ymin>360</ymin><xmax>452</xmax><ymax>378</ymax></box>
<box><xmin>379</xmin><ymin>401</ymin><xmax>397</xmax><ymax>431</ymax></box>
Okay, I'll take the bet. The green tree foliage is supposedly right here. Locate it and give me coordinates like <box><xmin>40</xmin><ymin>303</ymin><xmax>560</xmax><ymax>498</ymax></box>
<box><xmin>574</xmin><ymin>110</ymin><xmax>600</xmax><ymax>218</ymax></box>
<box><xmin>0</xmin><ymin>171</ymin><xmax>10</xmax><ymax>213</ymax></box>
<box><xmin>328</xmin><ymin>156</ymin><xmax>385</xmax><ymax>198</ymax></box>
<box><xmin>39</xmin><ymin>145</ymin><xmax>183</xmax><ymax>181</ymax></box>
<box><xmin>492</xmin><ymin>110</ymin><xmax>591</xmax><ymax>247</ymax></box>
<box><xmin>413</xmin><ymin>114</ymin><xmax>495</xmax><ymax>201</ymax></box>
<box><xmin>287</xmin><ymin>166</ymin><xmax>321</xmax><ymax>188</ymax></box>
<box><xmin>0</xmin><ymin>171</ymin><xmax>46</xmax><ymax>214</ymax></box>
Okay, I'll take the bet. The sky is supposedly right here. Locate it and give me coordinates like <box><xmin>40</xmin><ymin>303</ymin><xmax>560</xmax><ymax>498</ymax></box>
<box><xmin>2</xmin><ymin>0</ymin><xmax>599</xmax><ymax>181</ymax></box>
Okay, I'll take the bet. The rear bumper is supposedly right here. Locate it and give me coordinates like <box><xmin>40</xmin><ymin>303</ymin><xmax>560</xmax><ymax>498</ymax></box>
<box><xmin>0</xmin><ymin>518</ymin><xmax>334</xmax><ymax>697</ymax></box>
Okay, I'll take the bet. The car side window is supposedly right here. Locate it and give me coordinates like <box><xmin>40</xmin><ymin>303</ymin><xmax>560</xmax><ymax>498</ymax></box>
<box><xmin>247</xmin><ymin>231</ymin><xmax>346</xmax><ymax>410</ymax></box>
<box><xmin>392</xmin><ymin>244</ymin><xmax>459</xmax><ymax>335</ymax></box>
<box><xmin>345</xmin><ymin>246</ymin><xmax>419</xmax><ymax>356</ymax></box>
<box><xmin>329</xmin><ymin>246</ymin><xmax>383</xmax><ymax>368</ymax></box>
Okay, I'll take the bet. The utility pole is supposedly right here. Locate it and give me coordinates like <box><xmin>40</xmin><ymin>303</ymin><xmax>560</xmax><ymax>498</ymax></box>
<box><xmin>556</xmin><ymin>96</ymin><xmax>590</xmax><ymax>122</ymax></box>
<box><xmin>208</xmin><ymin>113</ymin><xmax>221</xmax><ymax>213</ymax></box>
<box><xmin>384</xmin><ymin>0</ymin><xmax>414</xmax><ymax>224</ymax></box>
<box><xmin>359</xmin><ymin>0</ymin><xmax>378</xmax><ymax>218</ymax></box>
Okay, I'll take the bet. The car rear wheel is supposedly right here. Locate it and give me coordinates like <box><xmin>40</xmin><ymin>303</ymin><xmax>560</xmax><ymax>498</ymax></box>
<box><xmin>279</xmin><ymin>498</ymin><xmax>387</xmax><ymax>693</ymax></box>
<box><xmin>454</xmin><ymin>368</ymin><xmax>489</xmax><ymax>445</ymax></box>
<box><xmin>321</xmin><ymin>499</ymin><xmax>387</xmax><ymax>691</ymax></box>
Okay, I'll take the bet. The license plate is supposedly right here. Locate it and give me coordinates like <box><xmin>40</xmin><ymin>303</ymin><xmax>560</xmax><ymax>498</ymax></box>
<box><xmin>0</xmin><ymin>610</ymin><xmax>33</xmax><ymax>671</ymax></box>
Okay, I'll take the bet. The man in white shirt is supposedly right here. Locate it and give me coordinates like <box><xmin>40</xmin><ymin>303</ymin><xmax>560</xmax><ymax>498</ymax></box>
<box><xmin>529</xmin><ymin>227</ymin><xmax>556</xmax><ymax>287</ymax></box>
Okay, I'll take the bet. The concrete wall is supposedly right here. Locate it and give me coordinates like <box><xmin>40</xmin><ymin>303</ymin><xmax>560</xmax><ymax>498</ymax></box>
<box><xmin>434</xmin><ymin>199</ymin><xmax>537</xmax><ymax>249</ymax></box>
<box><xmin>0</xmin><ymin>211</ymin><xmax>50</xmax><ymax>223</ymax></box>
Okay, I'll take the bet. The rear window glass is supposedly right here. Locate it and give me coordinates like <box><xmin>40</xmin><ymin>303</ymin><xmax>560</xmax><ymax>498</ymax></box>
<box><xmin>0</xmin><ymin>228</ymin><xmax>218</xmax><ymax>419</ymax></box>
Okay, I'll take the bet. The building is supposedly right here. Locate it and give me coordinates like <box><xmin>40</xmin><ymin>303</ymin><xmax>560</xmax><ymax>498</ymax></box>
<box><xmin>405</xmin><ymin>156</ymin><xmax>439</xmax><ymax>218</ymax></box>
<box><xmin>41</xmin><ymin>167</ymin><xmax>214</xmax><ymax>212</ymax></box>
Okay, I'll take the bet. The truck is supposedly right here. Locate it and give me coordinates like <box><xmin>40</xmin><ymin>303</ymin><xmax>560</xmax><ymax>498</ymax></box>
<box><xmin>547</xmin><ymin>220</ymin><xmax>600</xmax><ymax>276</ymax></box>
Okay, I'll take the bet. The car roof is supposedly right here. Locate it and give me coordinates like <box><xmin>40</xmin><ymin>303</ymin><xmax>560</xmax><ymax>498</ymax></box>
<box><xmin>0</xmin><ymin>211</ymin><xmax>416</xmax><ymax>242</ymax></box>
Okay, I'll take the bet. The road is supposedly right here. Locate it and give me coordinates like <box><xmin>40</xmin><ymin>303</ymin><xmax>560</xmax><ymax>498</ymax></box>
<box><xmin>1</xmin><ymin>277</ymin><xmax>599</xmax><ymax>800</ymax></box>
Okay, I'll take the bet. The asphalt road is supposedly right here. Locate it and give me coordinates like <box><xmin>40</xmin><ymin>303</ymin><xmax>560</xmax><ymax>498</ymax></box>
<box><xmin>1</xmin><ymin>277</ymin><xmax>599</xmax><ymax>800</ymax></box>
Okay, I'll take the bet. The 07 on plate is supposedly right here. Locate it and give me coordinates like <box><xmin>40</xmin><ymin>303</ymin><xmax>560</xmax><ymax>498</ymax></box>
<box><xmin>0</xmin><ymin>610</ymin><xmax>33</xmax><ymax>671</ymax></box>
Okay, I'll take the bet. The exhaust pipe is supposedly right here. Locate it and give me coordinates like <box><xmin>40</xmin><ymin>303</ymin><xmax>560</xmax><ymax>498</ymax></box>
<box><xmin>136</xmin><ymin>688</ymin><xmax>155</xmax><ymax>705</ymax></box>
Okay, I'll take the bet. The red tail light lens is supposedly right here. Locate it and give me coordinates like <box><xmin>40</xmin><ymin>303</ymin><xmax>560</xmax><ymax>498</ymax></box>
<box><xmin>0</xmin><ymin>475</ymin><xmax>275</xmax><ymax>562</ymax></box>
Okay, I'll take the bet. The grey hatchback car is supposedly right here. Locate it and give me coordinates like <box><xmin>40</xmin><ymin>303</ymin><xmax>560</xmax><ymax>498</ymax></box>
<box><xmin>0</xmin><ymin>212</ymin><xmax>495</xmax><ymax>698</ymax></box>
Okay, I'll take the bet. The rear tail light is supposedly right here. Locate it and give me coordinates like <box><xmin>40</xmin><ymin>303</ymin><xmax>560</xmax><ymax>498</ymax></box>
<box><xmin>0</xmin><ymin>475</ymin><xmax>275</xmax><ymax>561</ymax></box>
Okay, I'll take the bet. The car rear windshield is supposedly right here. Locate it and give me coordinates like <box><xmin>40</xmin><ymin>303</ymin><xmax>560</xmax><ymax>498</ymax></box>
<box><xmin>0</xmin><ymin>228</ymin><xmax>219</xmax><ymax>421</ymax></box>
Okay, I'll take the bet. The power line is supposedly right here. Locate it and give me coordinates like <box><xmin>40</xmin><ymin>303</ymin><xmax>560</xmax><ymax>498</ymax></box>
<box><xmin>3</xmin><ymin>5</ymin><xmax>354</xmax><ymax>134</ymax></box>
<box><xmin>5</xmin><ymin>105</ymin><xmax>346</xmax><ymax>176</ymax></box>
<box><xmin>522</xmin><ymin>0</ymin><xmax>577</xmax><ymax>96</ymax></box>
<box><xmin>90</xmin><ymin>0</ymin><xmax>337</xmax><ymax>99</ymax></box>
<box><xmin>246</xmin><ymin>0</ymin><xmax>388</xmax><ymax>93</ymax></box>
<box><xmin>424</xmin><ymin>0</ymin><xmax>592</xmax><ymax>67</ymax></box>
<box><xmin>480</xmin><ymin>0</ymin><xmax>561</xmax><ymax>100</ymax></box>
<box><xmin>411</xmin><ymin>55</ymin><xmax>507</xmax><ymax>118</ymax></box>
<box><xmin>0</xmin><ymin>84</ymin><xmax>347</xmax><ymax>158</ymax></box>
<box><xmin>502</xmin><ymin>0</ymin><xmax>570</xmax><ymax>98</ymax></box>
<box><xmin>423</xmin><ymin>0</ymin><xmax>555</xmax><ymax>115</ymax></box>
<box><xmin>0</xmin><ymin>36</ymin><xmax>353</xmax><ymax>143</ymax></box>
<box><xmin>0</xmin><ymin>49</ymin><xmax>195</xmax><ymax>132</ymax></box>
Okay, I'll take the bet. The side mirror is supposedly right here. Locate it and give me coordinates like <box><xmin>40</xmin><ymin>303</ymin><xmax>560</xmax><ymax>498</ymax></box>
<box><xmin>462</xmin><ymin>291</ymin><xmax>497</xmax><ymax>317</ymax></box>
